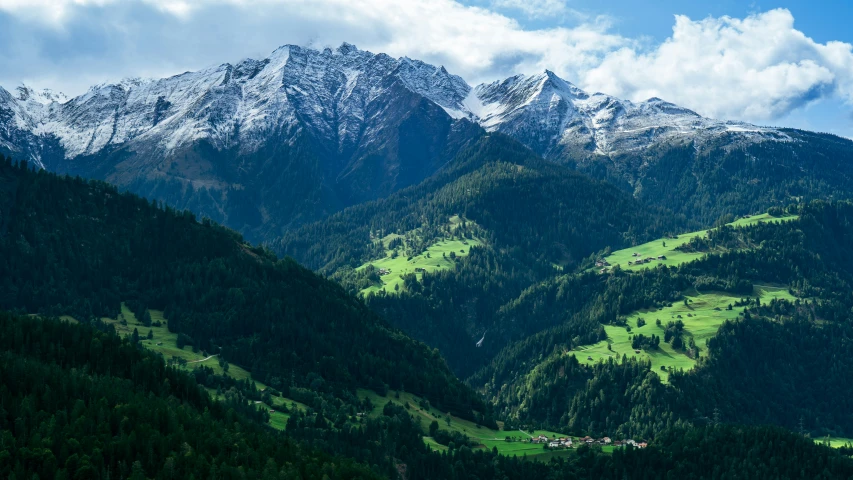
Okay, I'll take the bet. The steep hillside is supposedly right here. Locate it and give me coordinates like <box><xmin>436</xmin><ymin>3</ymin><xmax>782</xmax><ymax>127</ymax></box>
<box><xmin>0</xmin><ymin>155</ymin><xmax>491</xmax><ymax>423</ymax></box>
<box><xmin>471</xmin><ymin>201</ymin><xmax>853</xmax><ymax>440</ymax></box>
<box><xmin>278</xmin><ymin>134</ymin><xmax>681</xmax><ymax>376</ymax></box>
<box><xmin>0</xmin><ymin>44</ymin><xmax>482</xmax><ymax>242</ymax></box>
<box><xmin>5</xmin><ymin>313</ymin><xmax>852</xmax><ymax>479</ymax></box>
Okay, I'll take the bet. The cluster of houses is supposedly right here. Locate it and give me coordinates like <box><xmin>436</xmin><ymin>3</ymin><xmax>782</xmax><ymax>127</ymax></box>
<box><xmin>627</xmin><ymin>253</ymin><xmax>666</xmax><ymax>266</ymax></box>
<box><xmin>378</xmin><ymin>268</ymin><xmax>391</xmax><ymax>276</ymax></box>
<box><xmin>531</xmin><ymin>435</ymin><xmax>647</xmax><ymax>449</ymax></box>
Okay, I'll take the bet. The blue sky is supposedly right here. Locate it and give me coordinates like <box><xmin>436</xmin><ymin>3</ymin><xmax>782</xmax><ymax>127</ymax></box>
<box><xmin>494</xmin><ymin>1</ymin><xmax>853</xmax><ymax>44</ymax></box>
<box><xmin>1</xmin><ymin>0</ymin><xmax>852</xmax><ymax>137</ymax></box>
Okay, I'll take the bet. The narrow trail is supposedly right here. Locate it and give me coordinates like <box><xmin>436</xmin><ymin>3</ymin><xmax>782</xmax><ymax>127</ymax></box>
<box><xmin>188</xmin><ymin>354</ymin><xmax>217</xmax><ymax>364</ymax></box>
<box><xmin>519</xmin><ymin>430</ymin><xmax>534</xmax><ymax>438</ymax></box>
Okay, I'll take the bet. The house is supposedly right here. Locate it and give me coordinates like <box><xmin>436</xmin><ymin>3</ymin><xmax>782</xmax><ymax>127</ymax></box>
<box><xmin>602</xmin><ymin>437</ymin><xmax>612</xmax><ymax>445</ymax></box>
<box><xmin>415</xmin><ymin>267</ymin><xmax>425</xmax><ymax>273</ymax></box>
<box><xmin>548</xmin><ymin>441</ymin><xmax>561</xmax><ymax>448</ymax></box>
<box><xmin>625</xmin><ymin>439</ymin><xmax>637</xmax><ymax>446</ymax></box>
<box><xmin>269</xmin><ymin>409</ymin><xmax>275</xmax><ymax>413</ymax></box>
<box><xmin>613</xmin><ymin>441</ymin><xmax>624</xmax><ymax>447</ymax></box>
<box><xmin>637</xmin><ymin>442</ymin><xmax>648</xmax><ymax>449</ymax></box>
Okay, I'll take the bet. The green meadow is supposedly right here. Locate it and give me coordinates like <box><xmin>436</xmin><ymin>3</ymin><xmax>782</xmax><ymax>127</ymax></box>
<box><xmin>816</xmin><ymin>437</ymin><xmax>853</xmax><ymax>449</ymax></box>
<box><xmin>358</xmin><ymin>215</ymin><xmax>483</xmax><ymax>295</ymax></box>
<box><xmin>570</xmin><ymin>285</ymin><xmax>797</xmax><ymax>381</ymax></box>
<box><xmin>595</xmin><ymin>212</ymin><xmax>798</xmax><ymax>273</ymax></box>
<box><xmin>99</xmin><ymin>303</ymin><xmax>307</xmax><ymax>429</ymax></box>
<box><xmin>357</xmin><ymin>389</ymin><xmax>603</xmax><ymax>460</ymax></box>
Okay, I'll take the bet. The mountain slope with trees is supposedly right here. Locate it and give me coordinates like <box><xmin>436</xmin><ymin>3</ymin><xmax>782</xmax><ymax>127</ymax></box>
<box><xmin>0</xmin><ymin>154</ymin><xmax>492</xmax><ymax>424</ymax></box>
<box><xmin>471</xmin><ymin>201</ymin><xmax>853</xmax><ymax>440</ymax></box>
<box><xmin>278</xmin><ymin>134</ymin><xmax>683</xmax><ymax>377</ymax></box>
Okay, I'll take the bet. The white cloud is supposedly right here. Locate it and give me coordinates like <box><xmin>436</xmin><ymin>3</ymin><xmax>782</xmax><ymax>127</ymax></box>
<box><xmin>581</xmin><ymin>9</ymin><xmax>853</xmax><ymax>121</ymax></box>
<box><xmin>0</xmin><ymin>2</ymin><xmax>852</xmax><ymax>126</ymax></box>
<box><xmin>0</xmin><ymin>0</ymin><xmax>625</xmax><ymax>95</ymax></box>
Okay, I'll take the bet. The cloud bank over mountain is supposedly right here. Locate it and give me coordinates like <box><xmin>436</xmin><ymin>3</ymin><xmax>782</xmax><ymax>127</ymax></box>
<box><xmin>1</xmin><ymin>1</ymin><xmax>852</xmax><ymax>129</ymax></box>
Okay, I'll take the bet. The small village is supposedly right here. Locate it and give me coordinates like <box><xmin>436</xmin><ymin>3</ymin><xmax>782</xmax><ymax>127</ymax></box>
<box><xmin>627</xmin><ymin>252</ymin><xmax>666</xmax><ymax>266</ymax></box>
<box><xmin>530</xmin><ymin>434</ymin><xmax>648</xmax><ymax>450</ymax></box>
<box><xmin>596</xmin><ymin>253</ymin><xmax>669</xmax><ymax>273</ymax></box>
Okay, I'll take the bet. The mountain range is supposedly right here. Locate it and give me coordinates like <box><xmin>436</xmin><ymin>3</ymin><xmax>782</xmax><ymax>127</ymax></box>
<box><xmin>6</xmin><ymin>42</ymin><xmax>848</xmax><ymax>240</ymax></box>
<box><xmin>5</xmin><ymin>41</ymin><xmax>853</xmax><ymax>478</ymax></box>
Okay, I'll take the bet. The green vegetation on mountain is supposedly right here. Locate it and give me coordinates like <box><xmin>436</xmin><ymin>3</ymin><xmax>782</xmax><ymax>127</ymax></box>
<box><xmin>0</xmin><ymin>311</ymin><xmax>379</xmax><ymax>480</ymax></box>
<box><xmin>473</xmin><ymin>201</ymin><xmax>853</xmax><ymax>441</ymax></box>
<box><xmin>580</xmin><ymin>131</ymin><xmax>853</xmax><ymax>226</ymax></box>
<box><xmin>593</xmin><ymin>212</ymin><xmax>798</xmax><ymax>273</ymax></box>
<box><xmin>279</xmin><ymin>134</ymin><xmax>682</xmax><ymax>376</ymax></box>
<box><xmin>6</xmin><ymin>311</ymin><xmax>853</xmax><ymax>480</ymax></box>
<box><xmin>352</xmin><ymin>216</ymin><xmax>484</xmax><ymax>295</ymax></box>
<box><xmin>0</xmin><ymin>156</ymin><xmax>492</xmax><ymax>425</ymax></box>
<box><xmin>3</xmin><ymin>153</ymin><xmax>853</xmax><ymax>478</ymax></box>
<box><xmin>571</xmin><ymin>285</ymin><xmax>796</xmax><ymax>380</ymax></box>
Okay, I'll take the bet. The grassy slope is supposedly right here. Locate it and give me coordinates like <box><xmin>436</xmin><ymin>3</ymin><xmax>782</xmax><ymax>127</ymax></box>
<box><xmin>99</xmin><ymin>304</ymin><xmax>308</xmax><ymax>428</ymax></box>
<box><xmin>595</xmin><ymin>213</ymin><xmax>798</xmax><ymax>273</ymax></box>
<box><xmin>358</xmin><ymin>216</ymin><xmax>483</xmax><ymax>295</ymax></box>
<box><xmin>357</xmin><ymin>389</ymin><xmax>614</xmax><ymax>460</ymax></box>
<box><xmin>569</xmin><ymin>212</ymin><xmax>801</xmax><ymax>381</ymax></box>
<box><xmin>817</xmin><ymin>437</ymin><xmax>853</xmax><ymax>449</ymax></box>
<box><xmin>570</xmin><ymin>285</ymin><xmax>796</xmax><ymax>382</ymax></box>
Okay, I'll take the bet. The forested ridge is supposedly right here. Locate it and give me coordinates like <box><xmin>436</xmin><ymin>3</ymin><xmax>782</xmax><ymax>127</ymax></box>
<box><xmin>472</xmin><ymin>201</ymin><xmax>853</xmax><ymax>441</ymax></box>
<box><xmin>0</xmin><ymin>155</ymin><xmax>492</xmax><ymax>424</ymax></box>
<box><xmin>572</xmin><ymin>130</ymin><xmax>853</xmax><ymax>226</ymax></box>
<box><xmin>2</xmin><ymin>154</ymin><xmax>853</xmax><ymax>477</ymax></box>
<box><xmin>4</xmin><ymin>310</ymin><xmax>852</xmax><ymax>479</ymax></box>
<box><xmin>279</xmin><ymin>134</ymin><xmax>683</xmax><ymax>377</ymax></box>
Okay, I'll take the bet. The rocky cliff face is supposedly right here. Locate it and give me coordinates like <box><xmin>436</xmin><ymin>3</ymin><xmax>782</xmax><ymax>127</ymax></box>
<box><xmin>0</xmin><ymin>43</ymin><xmax>481</xmax><ymax>239</ymax></box>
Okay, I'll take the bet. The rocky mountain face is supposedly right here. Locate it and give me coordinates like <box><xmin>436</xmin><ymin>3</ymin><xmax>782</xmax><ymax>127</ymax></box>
<box><xmin>466</xmin><ymin>71</ymin><xmax>853</xmax><ymax>223</ymax></box>
<box><xmin>0</xmin><ymin>43</ymin><xmax>481</xmax><ymax>240</ymax></box>
<box><xmin>2</xmin><ymin>42</ymin><xmax>853</xmax><ymax>235</ymax></box>
<box><xmin>468</xmin><ymin>70</ymin><xmax>785</xmax><ymax>157</ymax></box>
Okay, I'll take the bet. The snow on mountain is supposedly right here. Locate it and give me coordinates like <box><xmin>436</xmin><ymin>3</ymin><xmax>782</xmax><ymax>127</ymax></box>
<box><xmin>467</xmin><ymin>71</ymin><xmax>786</xmax><ymax>158</ymax></box>
<box><xmin>0</xmin><ymin>42</ymin><xmax>788</xmax><ymax>174</ymax></box>
<box><xmin>0</xmin><ymin>43</ymin><xmax>472</xmax><ymax>165</ymax></box>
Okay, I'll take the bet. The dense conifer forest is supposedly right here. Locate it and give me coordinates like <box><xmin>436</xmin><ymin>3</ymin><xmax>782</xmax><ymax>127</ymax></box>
<box><xmin>0</xmin><ymin>156</ymin><xmax>491</xmax><ymax>424</ymax></box>
<box><xmin>3</xmin><ymin>153</ymin><xmax>853</xmax><ymax>478</ymax></box>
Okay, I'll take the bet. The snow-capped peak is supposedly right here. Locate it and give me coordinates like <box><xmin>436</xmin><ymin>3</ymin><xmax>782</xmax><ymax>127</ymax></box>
<box><xmin>0</xmin><ymin>43</ymin><xmax>784</xmax><ymax>168</ymax></box>
<box><xmin>468</xmin><ymin>69</ymin><xmax>784</xmax><ymax>157</ymax></box>
<box><xmin>15</xmin><ymin>85</ymin><xmax>68</xmax><ymax>105</ymax></box>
